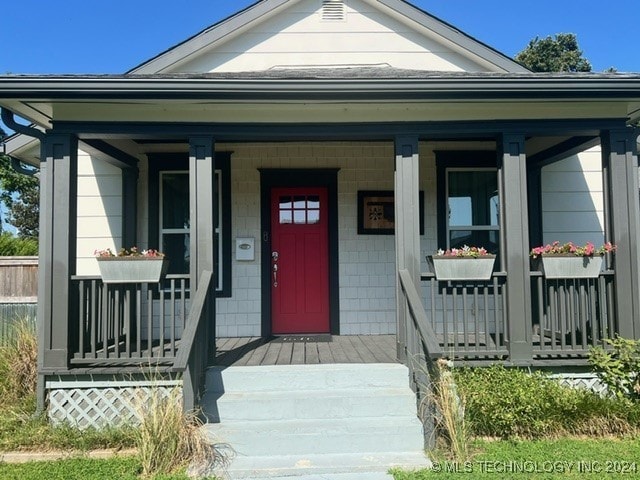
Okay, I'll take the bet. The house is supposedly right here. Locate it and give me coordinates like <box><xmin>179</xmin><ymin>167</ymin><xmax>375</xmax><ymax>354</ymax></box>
<box><xmin>1</xmin><ymin>0</ymin><xmax>640</xmax><ymax>468</ymax></box>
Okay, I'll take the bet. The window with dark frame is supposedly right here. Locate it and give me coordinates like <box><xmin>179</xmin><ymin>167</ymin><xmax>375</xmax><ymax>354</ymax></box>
<box><xmin>447</xmin><ymin>169</ymin><xmax>499</xmax><ymax>253</ymax></box>
<box><xmin>436</xmin><ymin>151</ymin><xmax>500</xmax><ymax>255</ymax></box>
<box><xmin>148</xmin><ymin>152</ymin><xmax>231</xmax><ymax>297</ymax></box>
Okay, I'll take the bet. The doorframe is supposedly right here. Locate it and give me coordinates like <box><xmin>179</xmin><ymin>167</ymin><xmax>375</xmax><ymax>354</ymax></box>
<box><xmin>259</xmin><ymin>168</ymin><xmax>340</xmax><ymax>336</ymax></box>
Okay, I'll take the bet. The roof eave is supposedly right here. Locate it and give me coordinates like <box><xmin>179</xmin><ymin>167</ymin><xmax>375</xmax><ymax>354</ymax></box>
<box><xmin>1</xmin><ymin>76</ymin><xmax>640</xmax><ymax>102</ymax></box>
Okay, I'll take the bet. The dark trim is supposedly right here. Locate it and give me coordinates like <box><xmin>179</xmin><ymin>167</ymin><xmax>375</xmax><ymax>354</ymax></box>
<box><xmin>357</xmin><ymin>190</ymin><xmax>424</xmax><ymax>235</ymax></box>
<box><xmin>4</xmin><ymin>75</ymin><xmax>640</xmax><ymax>101</ymax></box>
<box><xmin>147</xmin><ymin>151</ymin><xmax>232</xmax><ymax>297</ymax></box>
<box><xmin>38</xmin><ymin>133</ymin><xmax>78</xmax><ymax>374</ymax></box>
<box><xmin>602</xmin><ymin>129</ymin><xmax>640</xmax><ymax>339</ymax></box>
<box><xmin>53</xmin><ymin>119</ymin><xmax>629</xmax><ymax>141</ymax></box>
<box><xmin>527</xmin><ymin>167</ymin><xmax>543</xmax><ymax>248</ymax></box>
<box><xmin>259</xmin><ymin>169</ymin><xmax>340</xmax><ymax>337</ymax></box>
<box><xmin>1</xmin><ymin>107</ymin><xmax>45</xmax><ymax>140</ymax></box>
<box><xmin>122</xmin><ymin>169</ymin><xmax>138</xmax><ymax>249</ymax></box>
<box><xmin>435</xmin><ymin>150</ymin><xmax>498</xmax><ymax>250</ymax></box>
<box><xmin>9</xmin><ymin>157</ymin><xmax>38</xmax><ymax>176</ymax></box>
<box><xmin>528</xmin><ymin>136</ymin><xmax>600</xmax><ymax>168</ymax></box>
<box><xmin>81</xmin><ymin>139</ymin><xmax>139</xmax><ymax>170</ymax></box>
<box><xmin>498</xmin><ymin>134</ymin><xmax>533</xmax><ymax>363</ymax></box>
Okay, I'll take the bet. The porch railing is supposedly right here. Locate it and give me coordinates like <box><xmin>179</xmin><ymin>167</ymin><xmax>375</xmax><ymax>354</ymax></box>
<box><xmin>398</xmin><ymin>269</ymin><xmax>442</xmax><ymax>390</ymax></box>
<box><xmin>70</xmin><ymin>274</ymin><xmax>190</xmax><ymax>366</ymax></box>
<box><xmin>531</xmin><ymin>270</ymin><xmax>616</xmax><ymax>358</ymax></box>
<box><xmin>421</xmin><ymin>272</ymin><xmax>509</xmax><ymax>361</ymax></box>
<box><xmin>173</xmin><ymin>270</ymin><xmax>213</xmax><ymax>411</ymax></box>
<box><xmin>413</xmin><ymin>270</ymin><xmax>618</xmax><ymax>364</ymax></box>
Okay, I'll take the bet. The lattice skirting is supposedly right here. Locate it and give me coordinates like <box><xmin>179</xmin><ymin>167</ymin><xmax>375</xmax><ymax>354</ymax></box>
<box><xmin>550</xmin><ymin>373</ymin><xmax>608</xmax><ymax>396</ymax></box>
<box><xmin>46</xmin><ymin>375</ymin><xmax>183</xmax><ymax>430</ymax></box>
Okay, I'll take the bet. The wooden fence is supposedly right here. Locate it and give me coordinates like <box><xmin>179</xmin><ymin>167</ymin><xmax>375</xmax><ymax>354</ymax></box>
<box><xmin>0</xmin><ymin>256</ymin><xmax>38</xmax><ymax>346</ymax></box>
<box><xmin>0</xmin><ymin>256</ymin><xmax>38</xmax><ymax>303</ymax></box>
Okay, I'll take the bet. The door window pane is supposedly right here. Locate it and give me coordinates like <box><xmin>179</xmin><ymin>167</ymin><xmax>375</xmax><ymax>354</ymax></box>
<box><xmin>279</xmin><ymin>193</ymin><xmax>320</xmax><ymax>225</ymax></box>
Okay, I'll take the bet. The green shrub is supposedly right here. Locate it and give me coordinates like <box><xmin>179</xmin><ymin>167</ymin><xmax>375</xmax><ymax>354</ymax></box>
<box><xmin>0</xmin><ymin>232</ymin><xmax>38</xmax><ymax>256</ymax></box>
<box><xmin>589</xmin><ymin>336</ymin><xmax>640</xmax><ymax>401</ymax></box>
<box><xmin>453</xmin><ymin>364</ymin><xmax>639</xmax><ymax>439</ymax></box>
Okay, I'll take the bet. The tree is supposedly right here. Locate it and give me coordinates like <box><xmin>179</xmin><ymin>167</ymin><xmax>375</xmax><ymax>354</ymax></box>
<box><xmin>515</xmin><ymin>33</ymin><xmax>592</xmax><ymax>73</ymax></box>
<box><xmin>0</xmin><ymin>127</ymin><xmax>40</xmax><ymax>238</ymax></box>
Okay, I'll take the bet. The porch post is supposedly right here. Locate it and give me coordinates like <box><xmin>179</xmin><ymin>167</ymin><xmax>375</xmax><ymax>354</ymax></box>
<box><xmin>37</xmin><ymin>133</ymin><xmax>78</xmax><ymax>378</ymax></box>
<box><xmin>394</xmin><ymin>135</ymin><xmax>421</xmax><ymax>363</ymax></box>
<box><xmin>601</xmin><ymin>128</ymin><xmax>640</xmax><ymax>339</ymax></box>
<box><xmin>498</xmin><ymin>133</ymin><xmax>533</xmax><ymax>364</ymax></box>
<box><xmin>188</xmin><ymin>136</ymin><xmax>216</xmax><ymax>357</ymax></box>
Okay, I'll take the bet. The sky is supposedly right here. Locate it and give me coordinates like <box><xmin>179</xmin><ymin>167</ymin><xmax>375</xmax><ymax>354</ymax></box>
<box><xmin>0</xmin><ymin>1</ymin><xmax>637</xmax><ymax>232</ymax></box>
<box><xmin>0</xmin><ymin>0</ymin><xmax>637</xmax><ymax>133</ymax></box>
<box><xmin>0</xmin><ymin>0</ymin><xmax>637</xmax><ymax>76</ymax></box>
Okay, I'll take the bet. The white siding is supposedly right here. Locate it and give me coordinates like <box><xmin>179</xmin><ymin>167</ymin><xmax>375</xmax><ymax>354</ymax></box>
<box><xmin>541</xmin><ymin>146</ymin><xmax>605</xmax><ymax>246</ymax></box>
<box><xmin>199</xmin><ymin>141</ymin><xmax>438</xmax><ymax>336</ymax></box>
<box><xmin>173</xmin><ymin>0</ymin><xmax>488</xmax><ymax>73</ymax></box>
<box><xmin>203</xmin><ymin>141</ymin><xmax>494</xmax><ymax>337</ymax></box>
<box><xmin>75</xmin><ymin>150</ymin><xmax>122</xmax><ymax>275</ymax></box>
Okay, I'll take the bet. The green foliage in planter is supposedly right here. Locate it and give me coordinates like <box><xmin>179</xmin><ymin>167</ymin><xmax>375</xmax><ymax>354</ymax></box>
<box><xmin>589</xmin><ymin>336</ymin><xmax>640</xmax><ymax>401</ymax></box>
<box><xmin>453</xmin><ymin>365</ymin><xmax>640</xmax><ymax>438</ymax></box>
<box><xmin>0</xmin><ymin>232</ymin><xmax>38</xmax><ymax>256</ymax></box>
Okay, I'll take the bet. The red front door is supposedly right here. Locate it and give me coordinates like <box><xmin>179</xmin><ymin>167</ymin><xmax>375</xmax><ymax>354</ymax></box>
<box><xmin>271</xmin><ymin>187</ymin><xmax>330</xmax><ymax>334</ymax></box>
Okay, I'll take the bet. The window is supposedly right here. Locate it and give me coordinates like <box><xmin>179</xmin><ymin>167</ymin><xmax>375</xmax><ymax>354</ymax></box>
<box><xmin>446</xmin><ymin>169</ymin><xmax>499</xmax><ymax>253</ymax></box>
<box><xmin>279</xmin><ymin>195</ymin><xmax>320</xmax><ymax>225</ymax></box>
<box><xmin>149</xmin><ymin>153</ymin><xmax>231</xmax><ymax>297</ymax></box>
<box><xmin>436</xmin><ymin>151</ymin><xmax>500</xmax><ymax>255</ymax></box>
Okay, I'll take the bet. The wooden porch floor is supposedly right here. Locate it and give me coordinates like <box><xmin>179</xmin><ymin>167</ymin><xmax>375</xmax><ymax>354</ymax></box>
<box><xmin>215</xmin><ymin>335</ymin><xmax>398</xmax><ymax>367</ymax></box>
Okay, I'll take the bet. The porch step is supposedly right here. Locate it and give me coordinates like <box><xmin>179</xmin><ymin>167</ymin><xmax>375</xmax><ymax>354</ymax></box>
<box><xmin>202</xmin><ymin>364</ymin><xmax>430</xmax><ymax>479</ymax></box>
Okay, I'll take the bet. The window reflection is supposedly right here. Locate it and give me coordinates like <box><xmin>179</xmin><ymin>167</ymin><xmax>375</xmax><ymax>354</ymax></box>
<box><xmin>279</xmin><ymin>194</ymin><xmax>321</xmax><ymax>225</ymax></box>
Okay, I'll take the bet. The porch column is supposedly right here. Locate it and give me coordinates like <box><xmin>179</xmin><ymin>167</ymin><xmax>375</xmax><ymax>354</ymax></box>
<box><xmin>188</xmin><ymin>136</ymin><xmax>216</xmax><ymax>357</ymax></box>
<box><xmin>394</xmin><ymin>135</ymin><xmax>421</xmax><ymax>363</ymax></box>
<box><xmin>37</xmin><ymin>133</ymin><xmax>78</xmax><ymax>377</ymax></box>
<box><xmin>499</xmin><ymin>133</ymin><xmax>533</xmax><ymax>364</ymax></box>
<box><xmin>601</xmin><ymin>128</ymin><xmax>640</xmax><ymax>339</ymax></box>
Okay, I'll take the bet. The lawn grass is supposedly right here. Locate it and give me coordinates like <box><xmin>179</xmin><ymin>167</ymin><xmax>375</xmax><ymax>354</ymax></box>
<box><xmin>0</xmin><ymin>456</ymin><xmax>193</xmax><ymax>480</ymax></box>
<box><xmin>392</xmin><ymin>438</ymin><xmax>640</xmax><ymax>479</ymax></box>
<box><xmin>0</xmin><ymin>395</ymin><xmax>136</xmax><ymax>452</ymax></box>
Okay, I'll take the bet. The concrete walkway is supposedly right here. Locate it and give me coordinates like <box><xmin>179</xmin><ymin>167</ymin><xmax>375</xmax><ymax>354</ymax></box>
<box><xmin>0</xmin><ymin>448</ymin><xmax>136</xmax><ymax>464</ymax></box>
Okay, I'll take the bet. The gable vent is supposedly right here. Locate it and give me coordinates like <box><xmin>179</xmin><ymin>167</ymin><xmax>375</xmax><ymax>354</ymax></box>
<box><xmin>322</xmin><ymin>0</ymin><xmax>345</xmax><ymax>21</ymax></box>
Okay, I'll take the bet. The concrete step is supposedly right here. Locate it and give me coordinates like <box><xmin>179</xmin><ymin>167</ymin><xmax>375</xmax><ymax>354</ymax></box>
<box><xmin>206</xmin><ymin>416</ymin><xmax>424</xmax><ymax>456</ymax></box>
<box><xmin>202</xmin><ymin>387</ymin><xmax>417</xmax><ymax>422</ymax></box>
<box><xmin>205</xmin><ymin>363</ymin><xmax>410</xmax><ymax>393</ymax></box>
<box><xmin>213</xmin><ymin>451</ymin><xmax>429</xmax><ymax>479</ymax></box>
<box><xmin>203</xmin><ymin>362</ymin><xmax>430</xmax><ymax>478</ymax></box>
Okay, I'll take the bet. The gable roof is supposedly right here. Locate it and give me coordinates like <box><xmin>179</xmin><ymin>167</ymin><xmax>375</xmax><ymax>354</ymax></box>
<box><xmin>129</xmin><ymin>0</ymin><xmax>529</xmax><ymax>75</ymax></box>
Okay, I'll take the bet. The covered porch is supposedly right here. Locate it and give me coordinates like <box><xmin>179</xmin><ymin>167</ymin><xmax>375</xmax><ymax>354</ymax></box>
<box><xmin>1</xmin><ymin>74</ymin><xmax>639</xmax><ymax>413</ymax></box>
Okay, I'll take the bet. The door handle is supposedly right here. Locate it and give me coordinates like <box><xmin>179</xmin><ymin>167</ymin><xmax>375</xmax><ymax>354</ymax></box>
<box><xmin>272</xmin><ymin>251</ymin><xmax>279</xmax><ymax>287</ymax></box>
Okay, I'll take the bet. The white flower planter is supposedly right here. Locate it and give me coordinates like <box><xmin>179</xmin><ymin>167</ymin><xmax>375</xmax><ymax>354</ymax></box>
<box><xmin>96</xmin><ymin>257</ymin><xmax>169</xmax><ymax>284</ymax></box>
<box><xmin>427</xmin><ymin>255</ymin><xmax>496</xmax><ymax>281</ymax></box>
<box><xmin>534</xmin><ymin>255</ymin><xmax>603</xmax><ymax>279</ymax></box>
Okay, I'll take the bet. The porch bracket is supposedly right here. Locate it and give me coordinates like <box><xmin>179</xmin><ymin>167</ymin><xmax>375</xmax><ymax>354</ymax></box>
<box><xmin>394</xmin><ymin>135</ymin><xmax>421</xmax><ymax>364</ymax></box>
<box><xmin>499</xmin><ymin>133</ymin><xmax>533</xmax><ymax>364</ymax></box>
<box><xmin>601</xmin><ymin>128</ymin><xmax>640</xmax><ymax>339</ymax></box>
